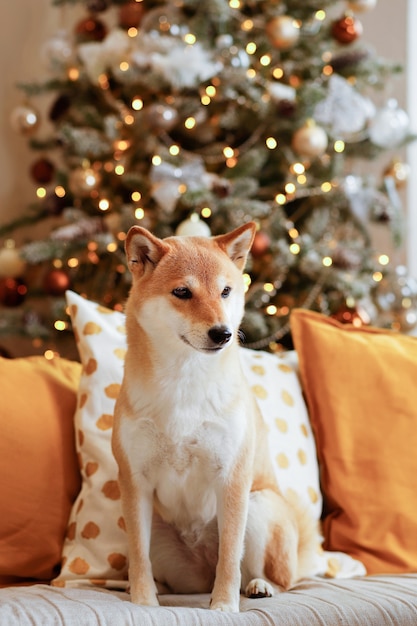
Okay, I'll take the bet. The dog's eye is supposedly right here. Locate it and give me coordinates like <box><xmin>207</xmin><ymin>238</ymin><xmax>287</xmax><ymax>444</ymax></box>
<box><xmin>221</xmin><ymin>286</ymin><xmax>231</xmax><ymax>299</ymax></box>
<box><xmin>172</xmin><ymin>287</ymin><xmax>192</xmax><ymax>300</ymax></box>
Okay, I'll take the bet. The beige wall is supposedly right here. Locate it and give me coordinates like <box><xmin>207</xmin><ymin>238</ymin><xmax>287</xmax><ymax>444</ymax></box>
<box><xmin>0</xmin><ymin>0</ymin><xmax>59</xmax><ymax>231</ymax></box>
<box><xmin>0</xmin><ymin>1</ymin><xmax>409</xmax><ymax>254</ymax></box>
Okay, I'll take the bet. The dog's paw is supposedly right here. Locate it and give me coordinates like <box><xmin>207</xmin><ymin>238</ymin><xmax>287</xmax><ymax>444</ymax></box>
<box><xmin>129</xmin><ymin>590</ymin><xmax>159</xmax><ymax>607</ymax></box>
<box><xmin>245</xmin><ymin>578</ymin><xmax>274</xmax><ymax>599</ymax></box>
<box><xmin>210</xmin><ymin>600</ymin><xmax>239</xmax><ymax>613</ymax></box>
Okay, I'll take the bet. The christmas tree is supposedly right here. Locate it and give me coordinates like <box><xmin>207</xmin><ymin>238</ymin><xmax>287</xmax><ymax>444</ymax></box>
<box><xmin>1</xmin><ymin>0</ymin><xmax>414</xmax><ymax>355</ymax></box>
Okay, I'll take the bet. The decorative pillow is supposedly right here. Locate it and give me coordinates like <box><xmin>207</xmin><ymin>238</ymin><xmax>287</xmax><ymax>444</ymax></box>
<box><xmin>0</xmin><ymin>355</ymin><xmax>81</xmax><ymax>586</ymax></box>
<box><xmin>291</xmin><ymin>308</ymin><xmax>417</xmax><ymax>575</ymax></box>
<box><xmin>53</xmin><ymin>291</ymin><xmax>364</xmax><ymax>588</ymax></box>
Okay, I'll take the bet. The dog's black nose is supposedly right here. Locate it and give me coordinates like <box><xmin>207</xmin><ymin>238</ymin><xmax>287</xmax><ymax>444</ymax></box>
<box><xmin>208</xmin><ymin>325</ymin><xmax>232</xmax><ymax>346</ymax></box>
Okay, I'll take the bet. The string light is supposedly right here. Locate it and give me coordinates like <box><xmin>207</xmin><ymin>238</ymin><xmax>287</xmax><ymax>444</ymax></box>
<box><xmin>67</xmin><ymin>67</ymin><xmax>79</xmax><ymax>81</ymax></box>
<box><xmin>169</xmin><ymin>145</ymin><xmax>180</xmax><ymax>156</ymax></box>
<box><xmin>243</xmin><ymin>273</ymin><xmax>251</xmax><ymax>291</ymax></box>
<box><xmin>54</xmin><ymin>320</ymin><xmax>67</xmax><ymax>331</ymax></box>
<box><xmin>241</xmin><ymin>19</ymin><xmax>253</xmax><ymax>31</ymax></box>
<box><xmin>275</xmin><ymin>193</ymin><xmax>286</xmax><ymax>205</ymax></box>
<box><xmin>184</xmin><ymin>33</ymin><xmax>196</xmax><ymax>44</ymax></box>
<box><xmin>266</xmin><ymin>137</ymin><xmax>277</xmax><ymax>149</ymax></box>
<box><xmin>132</xmin><ymin>97</ymin><xmax>143</xmax><ymax>111</ymax></box>
<box><xmin>184</xmin><ymin>117</ymin><xmax>196</xmax><ymax>129</ymax></box>
<box><xmin>334</xmin><ymin>140</ymin><xmax>345</xmax><ymax>153</ymax></box>
<box><xmin>272</xmin><ymin>67</ymin><xmax>284</xmax><ymax>79</ymax></box>
<box><xmin>99</xmin><ymin>198</ymin><xmax>110</xmax><ymax>211</ymax></box>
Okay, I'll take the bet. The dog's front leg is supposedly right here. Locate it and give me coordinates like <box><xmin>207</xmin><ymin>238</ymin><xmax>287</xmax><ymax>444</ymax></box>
<box><xmin>120</xmin><ymin>472</ymin><xmax>159</xmax><ymax>606</ymax></box>
<box><xmin>210</xmin><ymin>478</ymin><xmax>250</xmax><ymax>612</ymax></box>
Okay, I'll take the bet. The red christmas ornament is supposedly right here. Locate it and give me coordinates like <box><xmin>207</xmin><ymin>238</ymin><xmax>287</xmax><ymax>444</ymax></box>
<box><xmin>43</xmin><ymin>268</ymin><xmax>71</xmax><ymax>296</ymax></box>
<box><xmin>75</xmin><ymin>16</ymin><xmax>107</xmax><ymax>42</ymax></box>
<box><xmin>44</xmin><ymin>192</ymin><xmax>67</xmax><ymax>216</ymax></box>
<box><xmin>119</xmin><ymin>1</ymin><xmax>145</xmax><ymax>29</ymax></box>
<box><xmin>49</xmin><ymin>94</ymin><xmax>71</xmax><ymax>122</ymax></box>
<box><xmin>331</xmin><ymin>304</ymin><xmax>370</xmax><ymax>327</ymax></box>
<box><xmin>331</xmin><ymin>15</ymin><xmax>363</xmax><ymax>44</ymax></box>
<box><xmin>277</xmin><ymin>99</ymin><xmax>297</xmax><ymax>117</ymax></box>
<box><xmin>251</xmin><ymin>231</ymin><xmax>271</xmax><ymax>258</ymax></box>
<box><xmin>30</xmin><ymin>157</ymin><xmax>55</xmax><ymax>184</ymax></box>
<box><xmin>0</xmin><ymin>277</ymin><xmax>27</xmax><ymax>307</ymax></box>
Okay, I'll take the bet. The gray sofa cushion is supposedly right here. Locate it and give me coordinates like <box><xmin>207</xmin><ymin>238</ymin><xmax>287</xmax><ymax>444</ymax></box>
<box><xmin>1</xmin><ymin>575</ymin><xmax>416</xmax><ymax>625</ymax></box>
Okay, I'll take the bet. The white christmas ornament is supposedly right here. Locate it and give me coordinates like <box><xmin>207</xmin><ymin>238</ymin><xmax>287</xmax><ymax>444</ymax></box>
<box><xmin>314</xmin><ymin>74</ymin><xmax>375</xmax><ymax>139</ymax></box>
<box><xmin>41</xmin><ymin>30</ymin><xmax>74</xmax><ymax>73</ymax></box>
<box><xmin>147</xmin><ymin>40</ymin><xmax>223</xmax><ymax>89</ymax></box>
<box><xmin>150</xmin><ymin>157</ymin><xmax>209</xmax><ymax>213</ymax></box>
<box><xmin>78</xmin><ymin>29</ymin><xmax>132</xmax><ymax>83</ymax></box>
<box><xmin>176</xmin><ymin>214</ymin><xmax>211</xmax><ymax>237</ymax></box>
<box><xmin>368</xmin><ymin>99</ymin><xmax>409</xmax><ymax>148</ymax></box>
<box><xmin>268</xmin><ymin>82</ymin><xmax>296</xmax><ymax>104</ymax></box>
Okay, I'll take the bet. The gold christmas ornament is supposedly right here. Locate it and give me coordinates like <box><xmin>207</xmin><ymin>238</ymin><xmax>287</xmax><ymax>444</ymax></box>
<box><xmin>68</xmin><ymin>167</ymin><xmax>102</xmax><ymax>196</ymax></box>
<box><xmin>291</xmin><ymin>120</ymin><xmax>328</xmax><ymax>158</ymax></box>
<box><xmin>0</xmin><ymin>240</ymin><xmax>26</xmax><ymax>279</ymax></box>
<box><xmin>146</xmin><ymin>104</ymin><xmax>179</xmax><ymax>132</ymax></box>
<box><xmin>10</xmin><ymin>104</ymin><xmax>40</xmax><ymax>136</ymax></box>
<box><xmin>266</xmin><ymin>16</ymin><xmax>300</xmax><ymax>50</ymax></box>
<box><xmin>347</xmin><ymin>0</ymin><xmax>378</xmax><ymax>12</ymax></box>
<box><xmin>383</xmin><ymin>159</ymin><xmax>410</xmax><ymax>188</ymax></box>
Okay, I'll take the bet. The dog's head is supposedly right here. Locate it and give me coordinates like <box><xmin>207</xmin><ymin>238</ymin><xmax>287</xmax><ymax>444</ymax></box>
<box><xmin>124</xmin><ymin>222</ymin><xmax>256</xmax><ymax>353</ymax></box>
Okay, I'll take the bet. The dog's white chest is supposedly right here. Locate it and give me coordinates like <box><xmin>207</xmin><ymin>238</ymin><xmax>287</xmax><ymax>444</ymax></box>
<box><xmin>121</xmin><ymin>411</ymin><xmax>241</xmax><ymax>528</ymax></box>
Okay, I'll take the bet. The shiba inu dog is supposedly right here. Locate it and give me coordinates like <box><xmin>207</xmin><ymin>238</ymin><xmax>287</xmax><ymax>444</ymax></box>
<box><xmin>112</xmin><ymin>222</ymin><xmax>318</xmax><ymax>612</ymax></box>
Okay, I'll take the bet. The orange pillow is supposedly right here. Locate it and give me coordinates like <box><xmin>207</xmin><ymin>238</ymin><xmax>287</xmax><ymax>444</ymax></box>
<box><xmin>291</xmin><ymin>308</ymin><xmax>417</xmax><ymax>575</ymax></box>
<box><xmin>0</xmin><ymin>356</ymin><xmax>81</xmax><ymax>586</ymax></box>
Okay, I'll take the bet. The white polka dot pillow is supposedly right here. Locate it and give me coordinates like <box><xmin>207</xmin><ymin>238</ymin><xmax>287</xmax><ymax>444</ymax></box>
<box><xmin>53</xmin><ymin>291</ymin><xmax>365</xmax><ymax>588</ymax></box>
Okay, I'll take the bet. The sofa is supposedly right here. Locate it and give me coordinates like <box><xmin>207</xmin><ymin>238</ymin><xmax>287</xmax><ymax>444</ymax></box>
<box><xmin>1</xmin><ymin>292</ymin><xmax>417</xmax><ymax>625</ymax></box>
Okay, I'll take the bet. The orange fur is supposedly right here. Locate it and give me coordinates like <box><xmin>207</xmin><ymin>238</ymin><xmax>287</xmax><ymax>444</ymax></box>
<box><xmin>112</xmin><ymin>222</ymin><xmax>318</xmax><ymax>613</ymax></box>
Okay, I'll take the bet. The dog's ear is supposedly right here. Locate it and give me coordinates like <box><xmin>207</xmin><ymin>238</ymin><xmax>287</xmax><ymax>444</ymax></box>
<box><xmin>125</xmin><ymin>226</ymin><xmax>169</xmax><ymax>275</ymax></box>
<box><xmin>215</xmin><ymin>222</ymin><xmax>257</xmax><ymax>271</ymax></box>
